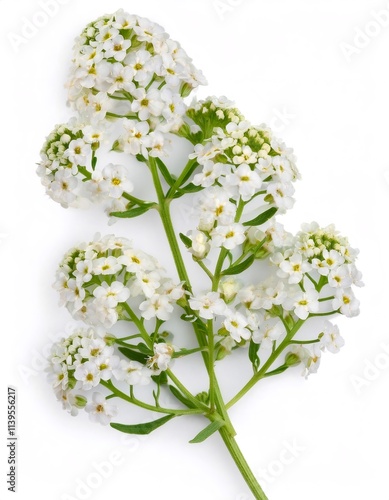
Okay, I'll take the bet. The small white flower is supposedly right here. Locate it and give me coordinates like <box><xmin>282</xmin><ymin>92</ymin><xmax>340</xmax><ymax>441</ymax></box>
<box><xmin>332</xmin><ymin>288</ymin><xmax>360</xmax><ymax>317</ymax></box>
<box><xmin>85</xmin><ymin>392</ymin><xmax>118</xmax><ymax>425</ymax></box>
<box><xmin>278</xmin><ymin>253</ymin><xmax>311</xmax><ymax>284</ymax></box>
<box><xmin>139</xmin><ymin>294</ymin><xmax>174</xmax><ymax>321</ymax></box>
<box><xmin>94</xmin><ymin>354</ymin><xmax>120</xmax><ymax>381</ymax></box>
<box><xmin>286</xmin><ymin>289</ymin><xmax>319</xmax><ymax>320</ymax></box>
<box><xmin>223</xmin><ymin>310</ymin><xmax>251</xmax><ymax>342</ymax></box>
<box><xmin>327</xmin><ymin>265</ymin><xmax>353</xmax><ymax>289</ymax></box>
<box><xmin>131</xmin><ymin>88</ymin><xmax>164</xmax><ymax>120</ymax></box>
<box><xmin>64</xmin><ymin>139</ymin><xmax>91</xmax><ymax>166</ymax></box>
<box><xmin>188</xmin><ymin>230</ymin><xmax>210</xmax><ymax>259</ymax></box>
<box><xmin>211</xmin><ymin>223</ymin><xmax>246</xmax><ymax>250</ymax></box>
<box><xmin>113</xmin><ymin>360</ymin><xmax>151</xmax><ymax>386</ymax></box>
<box><xmin>121</xmin><ymin>120</ymin><xmax>150</xmax><ymax>156</ymax></box>
<box><xmin>189</xmin><ymin>292</ymin><xmax>227</xmax><ymax>320</ymax></box>
<box><xmin>103</xmin><ymin>35</ymin><xmax>131</xmax><ymax>62</ymax></box>
<box><xmin>74</xmin><ymin>361</ymin><xmax>101</xmax><ymax>390</ymax></box>
<box><xmin>223</xmin><ymin>163</ymin><xmax>262</xmax><ymax>201</ymax></box>
<box><xmin>252</xmin><ymin>318</ymin><xmax>284</xmax><ymax>349</ymax></box>
<box><xmin>319</xmin><ymin>321</ymin><xmax>345</xmax><ymax>354</ymax></box>
<box><xmin>93</xmin><ymin>281</ymin><xmax>130</xmax><ymax>308</ymax></box>
<box><xmin>147</xmin><ymin>343</ymin><xmax>174</xmax><ymax>372</ymax></box>
<box><xmin>193</xmin><ymin>161</ymin><xmax>226</xmax><ymax>188</ymax></box>
<box><xmin>93</xmin><ymin>256</ymin><xmax>122</xmax><ymax>275</ymax></box>
<box><xmin>102</xmin><ymin>164</ymin><xmax>133</xmax><ymax>199</ymax></box>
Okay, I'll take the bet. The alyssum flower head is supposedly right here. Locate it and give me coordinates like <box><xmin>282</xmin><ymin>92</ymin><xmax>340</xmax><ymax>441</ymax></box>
<box><xmin>38</xmin><ymin>10</ymin><xmax>363</xmax><ymax>500</ymax></box>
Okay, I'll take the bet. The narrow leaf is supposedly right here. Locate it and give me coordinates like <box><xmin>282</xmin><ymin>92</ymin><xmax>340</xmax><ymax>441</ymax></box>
<box><xmin>222</xmin><ymin>255</ymin><xmax>255</xmax><ymax>276</ymax></box>
<box><xmin>110</xmin><ymin>205</ymin><xmax>154</xmax><ymax>219</ymax></box>
<box><xmin>177</xmin><ymin>182</ymin><xmax>203</xmax><ymax>194</ymax></box>
<box><xmin>155</xmin><ymin>158</ymin><xmax>176</xmax><ymax>186</ymax></box>
<box><xmin>151</xmin><ymin>371</ymin><xmax>168</xmax><ymax>385</ymax></box>
<box><xmin>118</xmin><ymin>347</ymin><xmax>149</xmax><ymax>364</ymax></box>
<box><xmin>169</xmin><ymin>385</ymin><xmax>196</xmax><ymax>409</ymax></box>
<box><xmin>111</xmin><ymin>415</ymin><xmax>175</xmax><ymax>435</ymax></box>
<box><xmin>179</xmin><ymin>232</ymin><xmax>192</xmax><ymax>248</ymax></box>
<box><xmin>189</xmin><ymin>420</ymin><xmax>225</xmax><ymax>444</ymax></box>
<box><xmin>264</xmin><ymin>364</ymin><xmax>289</xmax><ymax>377</ymax></box>
<box><xmin>248</xmin><ymin>340</ymin><xmax>260</xmax><ymax>372</ymax></box>
<box><xmin>243</xmin><ymin>207</ymin><xmax>278</xmax><ymax>227</ymax></box>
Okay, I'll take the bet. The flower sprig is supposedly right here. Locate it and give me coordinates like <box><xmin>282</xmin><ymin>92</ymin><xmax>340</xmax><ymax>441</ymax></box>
<box><xmin>39</xmin><ymin>10</ymin><xmax>362</xmax><ymax>500</ymax></box>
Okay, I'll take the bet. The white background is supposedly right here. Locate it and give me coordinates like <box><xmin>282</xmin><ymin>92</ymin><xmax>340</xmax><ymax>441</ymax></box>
<box><xmin>1</xmin><ymin>0</ymin><xmax>388</xmax><ymax>499</ymax></box>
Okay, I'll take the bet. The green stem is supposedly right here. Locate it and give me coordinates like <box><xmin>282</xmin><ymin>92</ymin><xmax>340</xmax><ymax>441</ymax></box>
<box><xmin>166</xmin><ymin>369</ymin><xmax>208</xmax><ymax>412</ymax></box>
<box><xmin>196</xmin><ymin>259</ymin><xmax>214</xmax><ymax>281</ymax></box>
<box><xmin>149</xmin><ymin>158</ymin><xmax>192</xmax><ymax>290</ymax></box>
<box><xmin>101</xmin><ymin>381</ymin><xmax>202</xmax><ymax>416</ymax></box>
<box><xmin>122</xmin><ymin>191</ymin><xmax>149</xmax><ymax>206</ymax></box>
<box><xmin>227</xmin><ymin>319</ymin><xmax>304</xmax><ymax>408</ymax></box>
<box><xmin>122</xmin><ymin>303</ymin><xmax>152</xmax><ymax>349</ymax></box>
<box><xmin>218</xmin><ymin>426</ymin><xmax>268</xmax><ymax>500</ymax></box>
<box><xmin>166</xmin><ymin>158</ymin><xmax>198</xmax><ymax>198</ymax></box>
<box><xmin>207</xmin><ymin>319</ymin><xmax>216</xmax><ymax>410</ymax></box>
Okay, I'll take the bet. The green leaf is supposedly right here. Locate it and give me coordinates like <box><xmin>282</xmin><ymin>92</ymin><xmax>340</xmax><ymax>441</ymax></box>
<box><xmin>179</xmin><ymin>232</ymin><xmax>192</xmax><ymax>248</ymax></box>
<box><xmin>135</xmin><ymin>154</ymin><xmax>147</xmax><ymax>163</ymax></box>
<box><xmin>248</xmin><ymin>340</ymin><xmax>260</xmax><ymax>372</ymax></box>
<box><xmin>111</xmin><ymin>415</ymin><xmax>175</xmax><ymax>435</ymax></box>
<box><xmin>243</xmin><ymin>207</ymin><xmax>278</xmax><ymax>227</ymax></box>
<box><xmin>136</xmin><ymin>343</ymin><xmax>153</xmax><ymax>355</ymax></box>
<box><xmin>264</xmin><ymin>364</ymin><xmax>289</xmax><ymax>377</ymax></box>
<box><xmin>222</xmin><ymin>255</ymin><xmax>255</xmax><ymax>276</ymax></box>
<box><xmin>151</xmin><ymin>371</ymin><xmax>168</xmax><ymax>385</ymax></box>
<box><xmin>169</xmin><ymin>385</ymin><xmax>196</xmax><ymax>409</ymax></box>
<box><xmin>110</xmin><ymin>204</ymin><xmax>154</xmax><ymax>219</ymax></box>
<box><xmin>189</xmin><ymin>420</ymin><xmax>225</xmax><ymax>444</ymax></box>
<box><xmin>173</xmin><ymin>183</ymin><xmax>203</xmax><ymax>199</ymax></box>
<box><xmin>155</xmin><ymin>158</ymin><xmax>176</xmax><ymax>186</ymax></box>
<box><xmin>118</xmin><ymin>347</ymin><xmax>149</xmax><ymax>364</ymax></box>
<box><xmin>177</xmin><ymin>182</ymin><xmax>203</xmax><ymax>194</ymax></box>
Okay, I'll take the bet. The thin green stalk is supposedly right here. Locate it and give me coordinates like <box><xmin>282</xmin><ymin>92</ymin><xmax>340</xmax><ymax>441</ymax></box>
<box><xmin>149</xmin><ymin>158</ymin><xmax>192</xmax><ymax>290</ymax></box>
<box><xmin>101</xmin><ymin>381</ymin><xmax>202</xmax><ymax>416</ymax></box>
<box><xmin>122</xmin><ymin>302</ymin><xmax>152</xmax><ymax>349</ymax></box>
<box><xmin>207</xmin><ymin>319</ymin><xmax>216</xmax><ymax>410</ymax></box>
<box><xmin>227</xmin><ymin>320</ymin><xmax>304</xmax><ymax>408</ymax></box>
<box><xmin>166</xmin><ymin>369</ymin><xmax>209</xmax><ymax>412</ymax></box>
<box><xmin>166</xmin><ymin>158</ymin><xmax>198</xmax><ymax>198</ymax></box>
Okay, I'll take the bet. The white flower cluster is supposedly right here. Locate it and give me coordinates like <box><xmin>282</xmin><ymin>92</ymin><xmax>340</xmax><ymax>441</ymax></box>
<box><xmin>187</xmin><ymin>221</ymin><xmax>362</xmax><ymax>376</ymax></box>
<box><xmin>271</xmin><ymin>222</ymin><xmax>363</xmax><ymax>319</ymax></box>
<box><xmin>37</xmin><ymin>121</ymin><xmax>134</xmax><ymax>210</ymax></box>
<box><xmin>54</xmin><ymin>234</ymin><xmax>184</xmax><ymax>328</ymax></box>
<box><xmin>47</xmin><ymin>327</ymin><xmax>174</xmax><ymax>424</ymax></box>
<box><xmin>68</xmin><ymin>9</ymin><xmax>206</xmax><ymax>143</ymax></box>
<box><xmin>184</xmin><ymin>97</ymin><xmax>300</xmax><ymax>256</ymax></box>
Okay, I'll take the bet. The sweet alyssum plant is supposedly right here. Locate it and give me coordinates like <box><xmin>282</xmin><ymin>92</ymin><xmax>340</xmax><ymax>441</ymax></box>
<box><xmin>38</xmin><ymin>10</ymin><xmax>363</xmax><ymax>499</ymax></box>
